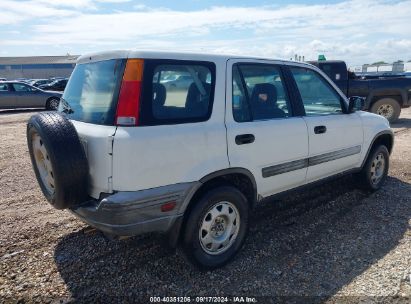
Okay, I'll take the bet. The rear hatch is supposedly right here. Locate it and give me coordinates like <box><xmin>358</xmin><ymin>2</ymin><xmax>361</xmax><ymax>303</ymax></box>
<box><xmin>59</xmin><ymin>57</ymin><xmax>126</xmax><ymax>198</ymax></box>
<box><xmin>60</xmin><ymin>54</ymin><xmax>220</xmax><ymax>199</ymax></box>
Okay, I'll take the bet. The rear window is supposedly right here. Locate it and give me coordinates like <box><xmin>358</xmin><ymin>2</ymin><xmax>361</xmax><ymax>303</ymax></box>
<box><xmin>59</xmin><ymin>59</ymin><xmax>125</xmax><ymax>125</ymax></box>
<box><xmin>140</xmin><ymin>60</ymin><xmax>216</xmax><ymax>125</ymax></box>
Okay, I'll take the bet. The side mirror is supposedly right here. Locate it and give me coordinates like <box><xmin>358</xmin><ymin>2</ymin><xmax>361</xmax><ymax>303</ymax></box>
<box><xmin>348</xmin><ymin>96</ymin><xmax>365</xmax><ymax>113</ymax></box>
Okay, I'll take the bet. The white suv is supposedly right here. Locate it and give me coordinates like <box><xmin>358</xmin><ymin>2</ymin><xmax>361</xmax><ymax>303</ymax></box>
<box><xmin>27</xmin><ymin>50</ymin><xmax>393</xmax><ymax>269</ymax></box>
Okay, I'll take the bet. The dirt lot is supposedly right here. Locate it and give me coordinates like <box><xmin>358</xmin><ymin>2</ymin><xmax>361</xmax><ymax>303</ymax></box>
<box><xmin>0</xmin><ymin>108</ymin><xmax>410</xmax><ymax>303</ymax></box>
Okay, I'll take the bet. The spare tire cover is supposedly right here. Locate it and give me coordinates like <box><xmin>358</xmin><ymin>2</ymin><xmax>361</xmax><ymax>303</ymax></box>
<box><xmin>27</xmin><ymin>112</ymin><xmax>89</xmax><ymax>209</ymax></box>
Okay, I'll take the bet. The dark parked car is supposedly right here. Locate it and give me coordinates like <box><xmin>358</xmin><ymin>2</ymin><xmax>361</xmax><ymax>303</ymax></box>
<box><xmin>309</xmin><ymin>60</ymin><xmax>411</xmax><ymax>122</ymax></box>
<box><xmin>161</xmin><ymin>74</ymin><xmax>194</xmax><ymax>90</ymax></box>
<box><xmin>38</xmin><ymin>79</ymin><xmax>68</xmax><ymax>92</ymax></box>
<box><xmin>0</xmin><ymin>81</ymin><xmax>61</xmax><ymax>110</ymax></box>
<box><xmin>30</xmin><ymin>79</ymin><xmax>52</xmax><ymax>87</ymax></box>
<box><xmin>49</xmin><ymin>77</ymin><xmax>66</xmax><ymax>81</ymax></box>
<box><xmin>13</xmin><ymin>78</ymin><xmax>31</xmax><ymax>84</ymax></box>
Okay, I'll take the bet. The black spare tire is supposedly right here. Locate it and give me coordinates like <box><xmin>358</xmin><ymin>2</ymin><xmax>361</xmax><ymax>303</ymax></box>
<box><xmin>27</xmin><ymin>112</ymin><xmax>89</xmax><ymax>209</ymax></box>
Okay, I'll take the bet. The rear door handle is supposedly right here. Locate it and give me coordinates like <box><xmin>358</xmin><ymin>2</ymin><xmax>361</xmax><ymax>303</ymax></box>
<box><xmin>314</xmin><ymin>125</ymin><xmax>327</xmax><ymax>134</ymax></box>
<box><xmin>235</xmin><ymin>134</ymin><xmax>255</xmax><ymax>145</ymax></box>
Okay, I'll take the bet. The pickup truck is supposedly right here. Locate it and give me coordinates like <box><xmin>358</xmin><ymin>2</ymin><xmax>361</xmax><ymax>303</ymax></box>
<box><xmin>309</xmin><ymin>60</ymin><xmax>411</xmax><ymax>122</ymax></box>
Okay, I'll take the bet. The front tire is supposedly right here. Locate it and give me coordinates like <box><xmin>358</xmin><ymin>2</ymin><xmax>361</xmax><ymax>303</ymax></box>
<box><xmin>359</xmin><ymin>145</ymin><xmax>389</xmax><ymax>191</ymax></box>
<box><xmin>182</xmin><ymin>186</ymin><xmax>249</xmax><ymax>269</ymax></box>
<box><xmin>370</xmin><ymin>98</ymin><xmax>401</xmax><ymax>123</ymax></box>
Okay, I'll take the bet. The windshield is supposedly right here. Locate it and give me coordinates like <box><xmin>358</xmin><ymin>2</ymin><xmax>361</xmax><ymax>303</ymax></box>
<box><xmin>60</xmin><ymin>59</ymin><xmax>125</xmax><ymax>125</ymax></box>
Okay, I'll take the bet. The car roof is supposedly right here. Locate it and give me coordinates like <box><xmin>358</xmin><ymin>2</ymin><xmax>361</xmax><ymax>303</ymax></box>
<box><xmin>77</xmin><ymin>49</ymin><xmax>314</xmax><ymax>69</ymax></box>
<box><xmin>1</xmin><ymin>81</ymin><xmax>37</xmax><ymax>87</ymax></box>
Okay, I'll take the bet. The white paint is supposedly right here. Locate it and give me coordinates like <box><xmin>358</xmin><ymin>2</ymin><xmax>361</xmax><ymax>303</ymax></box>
<box><xmin>404</xmin><ymin>62</ymin><xmax>411</xmax><ymax>72</ymax></box>
<box><xmin>70</xmin><ymin>50</ymin><xmax>392</xmax><ymax>200</ymax></box>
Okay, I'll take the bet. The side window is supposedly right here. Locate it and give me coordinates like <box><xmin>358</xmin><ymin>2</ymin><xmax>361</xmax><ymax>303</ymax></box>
<box><xmin>232</xmin><ymin>66</ymin><xmax>251</xmax><ymax>122</ymax></box>
<box><xmin>0</xmin><ymin>84</ymin><xmax>9</xmax><ymax>91</ymax></box>
<box><xmin>142</xmin><ymin>61</ymin><xmax>215</xmax><ymax>125</ymax></box>
<box><xmin>232</xmin><ymin>64</ymin><xmax>292</xmax><ymax>122</ymax></box>
<box><xmin>12</xmin><ymin>83</ymin><xmax>34</xmax><ymax>92</ymax></box>
<box><xmin>320</xmin><ymin>64</ymin><xmax>336</xmax><ymax>80</ymax></box>
<box><xmin>290</xmin><ymin>67</ymin><xmax>344</xmax><ymax>116</ymax></box>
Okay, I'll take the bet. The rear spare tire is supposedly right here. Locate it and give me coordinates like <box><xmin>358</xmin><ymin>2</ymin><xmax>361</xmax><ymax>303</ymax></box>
<box><xmin>27</xmin><ymin>112</ymin><xmax>89</xmax><ymax>209</ymax></box>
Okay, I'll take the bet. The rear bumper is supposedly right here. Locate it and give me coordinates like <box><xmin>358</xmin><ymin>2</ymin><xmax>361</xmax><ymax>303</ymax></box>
<box><xmin>70</xmin><ymin>182</ymin><xmax>199</xmax><ymax>236</ymax></box>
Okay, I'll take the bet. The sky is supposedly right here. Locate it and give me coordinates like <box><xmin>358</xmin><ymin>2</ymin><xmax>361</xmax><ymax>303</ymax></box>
<box><xmin>1</xmin><ymin>0</ymin><xmax>411</xmax><ymax>66</ymax></box>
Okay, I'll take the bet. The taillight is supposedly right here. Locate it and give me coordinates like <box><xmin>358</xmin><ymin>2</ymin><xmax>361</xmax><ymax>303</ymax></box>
<box><xmin>115</xmin><ymin>59</ymin><xmax>144</xmax><ymax>126</ymax></box>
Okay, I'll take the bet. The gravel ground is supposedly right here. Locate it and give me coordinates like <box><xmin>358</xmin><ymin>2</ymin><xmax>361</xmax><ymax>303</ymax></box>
<box><xmin>0</xmin><ymin>108</ymin><xmax>410</xmax><ymax>303</ymax></box>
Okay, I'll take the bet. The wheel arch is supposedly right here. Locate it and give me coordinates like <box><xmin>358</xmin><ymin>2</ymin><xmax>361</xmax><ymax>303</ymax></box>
<box><xmin>45</xmin><ymin>96</ymin><xmax>60</xmax><ymax>109</ymax></box>
<box><xmin>361</xmin><ymin>130</ymin><xmax>394</xmax><ymax>168</ymax></box>
<box><xmin>367</xmin><ymin>90</ymin><xmax>405</xmax><ymax>108</ymax></box>
<box><xmin>198</xmin><ymin>168</ymin><xmax>258</xmax><ymax>206</ymax></box>
<box><xmin>167</xmin><ymin>168</ymin><xmax>258</xmax><ymax>248</ymax></box>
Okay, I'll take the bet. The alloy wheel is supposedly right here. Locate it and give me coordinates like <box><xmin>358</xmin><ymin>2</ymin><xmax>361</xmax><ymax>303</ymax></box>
<box><xmin>49</xmin><ymin>98</ymin><xmax>59</xmax><ymax>110</ymax></box>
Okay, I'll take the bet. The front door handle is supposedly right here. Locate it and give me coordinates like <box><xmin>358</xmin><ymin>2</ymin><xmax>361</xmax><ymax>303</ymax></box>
<box><xmin>314</xmin><ymin>125</ymin><xmax>327</xmax><ymax>134</ymax></box>
<box><xmin>235</xmin><ymin>134</ymin><xmax>255</xmax><ymax>145</ymax></box>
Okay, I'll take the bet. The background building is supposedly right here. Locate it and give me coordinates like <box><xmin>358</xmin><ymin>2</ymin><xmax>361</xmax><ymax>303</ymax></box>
<box><xmin>352</xmin><ymin>61</ymin><xmax>408</xmax><ymax>74</ymax></box>
<box><xmin>0</xmin><ymin>55</ymin><xmax>79</xmax><ymax>79</ymax></box>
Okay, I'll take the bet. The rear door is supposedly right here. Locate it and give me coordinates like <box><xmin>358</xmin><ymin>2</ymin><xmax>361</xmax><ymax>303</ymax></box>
<box><xmin>287</xmin><ymin>65</ymin><xmax>363</xmax><ymax>183</ymax></box>
<box><xmin>60</xmin><ymin>58</ymin><xmax>124</xmax><ymax>198</ymax></box>
<box><xmin>0</xmin><ymin>83</ymin><xmax>16</xmax><ymax>108</ymax></box>
<box><xmin>225</xmin><ymin>59</ymin><xmax>309</xmax><ymax>198</ymax></box>
<box><xmin>348</xmin><ymin>78</ymin><xmax>369</xmax><ymax>98</ymax></box>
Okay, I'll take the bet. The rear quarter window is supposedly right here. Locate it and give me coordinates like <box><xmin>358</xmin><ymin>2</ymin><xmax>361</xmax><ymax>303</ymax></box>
<box><xmin>60</xmin><ymin>59</ymin><xmax>125</xmax><ymax>125</ymax></box>
<box><xmin>140</xmin><ymin>60</ymin><xmax>216</xmax><ymax>126</ymax></box>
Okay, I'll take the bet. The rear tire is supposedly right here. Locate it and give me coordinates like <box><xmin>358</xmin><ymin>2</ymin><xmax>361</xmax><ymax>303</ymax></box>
<box><xmin>46</xmin><ymin>97</ymin><xmax>60</xmax><ymax>111</ymax></box>
<box><xmin>358</xmin><ymin>145</ymin><xmax>389</xmax><ymax>191</ymax></box>
<box><xmin>370</xmin><ymin>98</ymin><xmax>401</xmax><ymax>123</ymax></box>
<box><xmin>27</xmin><ymin>112</ymin><xmax>89</xmax><ymax>209</ymax></box>
<box><xmin>182</xmin><ymin>186</ymin><xmax>249</xmax><ymax>269</ymax></box>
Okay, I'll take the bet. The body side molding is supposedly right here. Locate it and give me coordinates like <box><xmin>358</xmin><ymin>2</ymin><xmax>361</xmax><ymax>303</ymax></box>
<box><xmin>262</xmin><ymin>145</ymin><xmax>362</xmax><ymax>178</ymax></box>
